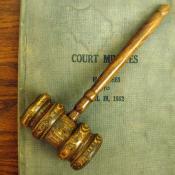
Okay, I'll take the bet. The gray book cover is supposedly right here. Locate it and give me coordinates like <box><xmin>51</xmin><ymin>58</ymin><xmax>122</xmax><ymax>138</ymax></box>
<box><xmin>18</xmin><ymin>0</ymin><xmax>175</xmax><ymax>175</ymax></box>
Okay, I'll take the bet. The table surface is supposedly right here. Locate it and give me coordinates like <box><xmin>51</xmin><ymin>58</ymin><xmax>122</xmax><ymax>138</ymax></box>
<box><xmin>0</xmin><ymin>0</ymin><xmax>19</xmax><ymax>174</ymax></box>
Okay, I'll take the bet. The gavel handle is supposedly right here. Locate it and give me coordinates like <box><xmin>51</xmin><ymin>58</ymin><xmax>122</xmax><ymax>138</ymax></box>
<box><xmin>68</xmin><ymin>4</ymin><xmax>170</xmax><ymax>121</ymax></box>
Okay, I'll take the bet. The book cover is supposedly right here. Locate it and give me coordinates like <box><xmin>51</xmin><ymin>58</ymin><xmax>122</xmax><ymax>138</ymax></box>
<box><xmin>18</xmin><ymin>0</ymin><xmax>175</xmax><ymax>174</ymax></box>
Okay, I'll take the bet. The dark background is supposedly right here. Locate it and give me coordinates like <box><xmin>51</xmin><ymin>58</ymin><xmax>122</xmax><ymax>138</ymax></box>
<box><xmin>0</xmin><ymin>0</ymin><xmax>19</xmax><ymax>174</ymax></box>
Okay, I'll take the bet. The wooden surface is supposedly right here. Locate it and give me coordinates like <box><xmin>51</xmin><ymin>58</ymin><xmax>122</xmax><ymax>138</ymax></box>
<box><xmin>0</xmin><ymin>0</ymin><xmax>19</xmax><ymax>174</ymax></box>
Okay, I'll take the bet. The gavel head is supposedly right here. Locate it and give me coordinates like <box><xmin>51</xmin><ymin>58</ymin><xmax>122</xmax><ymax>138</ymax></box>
<box><xmin>21</xmin><ymin>94</ymin><xmax>102</xmax><ymax>170</ymax></box>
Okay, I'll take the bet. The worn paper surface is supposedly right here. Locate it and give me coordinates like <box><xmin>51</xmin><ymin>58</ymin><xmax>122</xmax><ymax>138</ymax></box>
<box><xmin>18</xmin><ymin>0</ymin><xmax>175</xmax><ymax>175</ymax></box>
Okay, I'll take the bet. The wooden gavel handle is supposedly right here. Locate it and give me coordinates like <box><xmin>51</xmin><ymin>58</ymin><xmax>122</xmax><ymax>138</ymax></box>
<box><xmin>68</xmin><ymin>4</ymin><xmax>170</xmax><ymax>121</ymax></box>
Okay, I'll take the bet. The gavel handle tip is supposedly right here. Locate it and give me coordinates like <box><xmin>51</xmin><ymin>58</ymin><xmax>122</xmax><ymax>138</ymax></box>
<box><xmin>159</xmin><ymin>4</ymin><xmax>170</xmax><ymax>16</ymax></box>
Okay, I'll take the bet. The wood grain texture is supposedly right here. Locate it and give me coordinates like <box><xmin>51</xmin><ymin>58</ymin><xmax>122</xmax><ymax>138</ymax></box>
<box><xmin>0</xmin><ymin>0</ymin><xmax>19</xmax><ymax>174</ymax></box>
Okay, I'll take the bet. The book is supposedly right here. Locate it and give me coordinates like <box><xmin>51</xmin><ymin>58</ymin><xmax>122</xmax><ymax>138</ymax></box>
<box><xmin>18</xmin><ymin>0</ymin><xmax>175</xmax><ymax>174</ymax></box>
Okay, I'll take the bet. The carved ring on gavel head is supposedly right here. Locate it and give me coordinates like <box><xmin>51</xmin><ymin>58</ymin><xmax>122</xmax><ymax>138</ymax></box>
<box><xmin>21</xmin><ymin>4</ymin><xmax>170</xmax><ymax>170</ymax></box>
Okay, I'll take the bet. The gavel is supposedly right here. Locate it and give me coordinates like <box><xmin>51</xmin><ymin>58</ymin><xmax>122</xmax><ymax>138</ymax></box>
<box><xmin>21</xmin><ymin>4</ymin><xmax>170</xmax><ymax>170</ymax></box>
